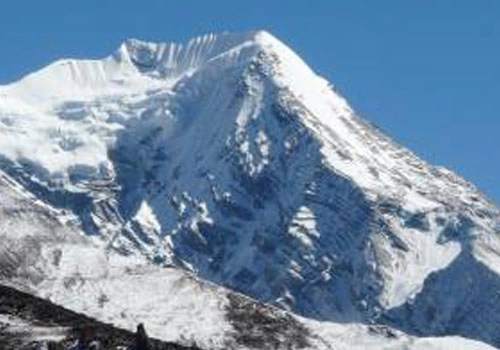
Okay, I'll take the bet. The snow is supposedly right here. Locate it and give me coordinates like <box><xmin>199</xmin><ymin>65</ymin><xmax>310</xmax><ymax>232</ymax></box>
<box><xmin>379</xmin><ymin>214</ymin><xmax>463</xmax><ymax>308</ymax></box>
<box><xmin>26</xmin><ymin>243</ymin><xmax>497</xmax><ymax>350</ymax></box>
<box><xmin>288</xmin><ymin>206</ymin><xmax>319</xmax><ymax>249</ymax></box>
<box><xmin>0</xmin><ymin>314</ymin><xmax>69</xmax><ymax>344</ymax></box>
<box><xmin>0</xmin><ymin>29</ymin><xmax>499</xmax><ymax>349</ymax></box>
<box><xmin>133</xmin><ymin>200</ymin><xmax>162</xmax><ymax>233</ymax></box>
<box><xmin>305</xmin><ymin>319</ymin><xmax>496</xmax><ymax>350</ymax></box>
<box><xmin>40</xmin><ymin>264</ymin><xmax>233</xmax><ymax>348</ymax></box>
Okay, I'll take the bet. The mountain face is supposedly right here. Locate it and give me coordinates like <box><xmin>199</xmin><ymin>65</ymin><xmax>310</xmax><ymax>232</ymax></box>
<box><xmin>0</xmin><ymin>30</ymin><xmax>499</xmax><ymax>348</ymax></box>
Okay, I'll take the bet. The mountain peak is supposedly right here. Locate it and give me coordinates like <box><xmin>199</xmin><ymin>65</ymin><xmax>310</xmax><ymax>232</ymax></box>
<box><xmin>1</xmin><ymin>29</ymin><xmax>500</xmax><ymax>350</ymax></box>
<box><xmin>119</xmin><ymin>30</ymin><xmax>281</xmax><ymax>58</ymax></box>
<box><xmin>116</xmin><ymin>30</ymin><xmax>287</xmax><ymax>78</ymax></box>
<box><xmin>1</xmin><ymin>30</ymin><xmax>291</xmax><ymax>106</ymax></box>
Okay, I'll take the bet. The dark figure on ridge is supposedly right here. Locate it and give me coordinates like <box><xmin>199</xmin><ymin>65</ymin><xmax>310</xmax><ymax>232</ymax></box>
<box><xmin>131</xmin><ymin>323</ymin><xmax>150</xmax><ymax>350</ymax></box>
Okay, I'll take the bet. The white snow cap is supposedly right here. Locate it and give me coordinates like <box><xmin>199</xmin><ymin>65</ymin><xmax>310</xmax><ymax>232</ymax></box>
<box><xmin>0</xmin><ymin>30</ymin><xmax>299</xmax><ymax>106</ymax></box>
<box><xmin>118</xmin><ymin>31</ymin><xmax>281</xmax><ymax>74</ymax></box>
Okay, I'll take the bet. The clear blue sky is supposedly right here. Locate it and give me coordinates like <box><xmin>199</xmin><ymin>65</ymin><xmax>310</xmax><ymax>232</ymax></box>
<box><xmin>0</xmin><ymin>1</ymin><xmax>498</xmax><ymax>204</ymax></box>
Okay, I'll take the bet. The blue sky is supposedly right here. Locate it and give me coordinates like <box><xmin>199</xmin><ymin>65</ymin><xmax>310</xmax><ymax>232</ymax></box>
<box><xmin>0</xmin><ymin>1</ymin><xmax>498</xmax><ymax>203</ymax></box>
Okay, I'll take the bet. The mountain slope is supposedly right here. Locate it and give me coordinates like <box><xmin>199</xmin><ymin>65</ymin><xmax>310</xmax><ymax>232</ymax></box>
<box><xmin>0</xmin><ymin>30</ymin><xmax>499</xmax><ymax>348</ymax></box>
<box><xmin>3</xmin><ymin>165</ymin><xmax>490</xmax><ymax>349</ymax></box>
<box><xmin>0</xmin><ymin>284</ymin><xmax>199</xmax><ymax>350</ymax></box>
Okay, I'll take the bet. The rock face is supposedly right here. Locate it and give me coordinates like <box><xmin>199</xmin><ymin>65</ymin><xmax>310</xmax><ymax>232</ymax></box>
<box><xmin>0</xmin><ymin>30</ymin><xmax>499</xmax><ymax>347</ymax></box>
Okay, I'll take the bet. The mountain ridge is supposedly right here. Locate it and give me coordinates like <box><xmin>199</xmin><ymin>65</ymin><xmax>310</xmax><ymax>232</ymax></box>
<box><xmin>0</xmin><ymin>30</ymin><xmax>499</xmax><ymax>349</ymax></box>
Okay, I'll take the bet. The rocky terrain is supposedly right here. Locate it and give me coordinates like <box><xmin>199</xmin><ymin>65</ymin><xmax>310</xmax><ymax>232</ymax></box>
<box><xmin>0</xmin><ymin>30</ymin><xmax>499</xmax><ymax>349</ymax></box>
<box><xmin>0</xmin><ymin>284</ymin><xmax>200</xmax><ymax>349</ymax></box>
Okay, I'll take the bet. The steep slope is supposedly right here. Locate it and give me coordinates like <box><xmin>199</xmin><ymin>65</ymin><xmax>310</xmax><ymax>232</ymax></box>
<box><xmin>0</xmin><ymin>30</ymin><xmax>499</xmax><ymax>347</ymax></box>
<box><xmin>3</xmin><ymin>167</ymin><xmax>489</xmax><ymax>349</ymax></box>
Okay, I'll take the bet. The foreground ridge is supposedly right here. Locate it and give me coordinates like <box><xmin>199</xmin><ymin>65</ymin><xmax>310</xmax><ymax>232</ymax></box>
<box><xmin>0</xmin><ymin>284</ymin><xmax>199</xmax><ymax>350</ymax></box>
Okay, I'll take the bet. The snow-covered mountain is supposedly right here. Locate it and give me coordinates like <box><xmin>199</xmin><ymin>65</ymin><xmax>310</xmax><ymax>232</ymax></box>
<box><xmin>0</xmin><ymin>30</ymin><xmax>499</xmax><ymax>349</ymax></box>
<box><xmin>2</xmin><ymin>169</ymin><xmax>491</xmax><ymax>350</ymax></box>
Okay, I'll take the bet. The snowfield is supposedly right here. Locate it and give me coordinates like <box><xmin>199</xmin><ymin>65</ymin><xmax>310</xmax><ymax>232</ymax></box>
<box><xmin>0</xmin><ymin>30</ymin><xmax>499</xmax><ymax>349</ymax></box>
